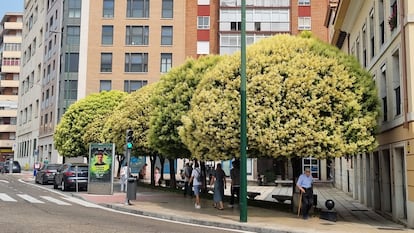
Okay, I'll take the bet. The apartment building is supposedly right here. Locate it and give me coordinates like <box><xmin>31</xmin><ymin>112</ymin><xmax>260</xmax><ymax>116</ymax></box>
<box><xmin>328</xmin><ymin>0</ymin><xmax>413</xmax><ymax>227</ymax></box>
<box><xmin>0</xmin><ymin>13</ymin><xmax>22</xmax><ymax>162</ymax></box>
<box><xmin>15</xmin><ymin>0</ymin><xmax>45</xmax><ymax>168</ymax></box>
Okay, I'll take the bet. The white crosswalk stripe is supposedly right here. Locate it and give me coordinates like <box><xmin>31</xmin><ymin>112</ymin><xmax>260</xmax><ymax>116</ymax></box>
<box><xmin>0</xmin><ymin>193</ymin><xmax>98</xmax><ymax>208</ymax></box>
<box><xmin>0</xmin><ymin>193</ymin><xmax>17</xmax><ymax>202</ymax></box>
<box><xmin>40</xmin><ymin>196</ymin><xmax>71</xmax><ymax>206</ymax></box>
<box><xmin>17</xmin><ymin>194</ymin><xmax>45</xmax><ymax>204</ymax></box>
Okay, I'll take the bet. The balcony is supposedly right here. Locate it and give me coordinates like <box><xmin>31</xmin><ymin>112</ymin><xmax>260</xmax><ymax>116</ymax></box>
<box><xmin>0</xmin><ymin>139</ymin><xmax>14</xmax><ymax>148</ymax></box>
<box><xmin>0</xmin><ymin>79</ymin><xmax>19</xmax><ymax>88</ymax></box>
<box><xmin>2</xmin><ymin>50</ymin><xmax>21</xmax><ymax>58</ymax></box>
<box><xmin>0</xmin><ymin>124</ymin><xmax>16</xmax><ymax>132</ymax></box>
<box><xmin>3</xmin><ymin>22</ymin><xmax>23</xmax><ymax>30</ymax></box>
<box><xmin>0</xmin><ymin>109</ymin><xmax>17</xmax><ymax>117</ymax></box>
<box><xmin>0</xmin><ymin>65</ymin><xmax>20</xmax><ymax>73</ymax></box>
<box><xmin>0</xmin><ymin>95</ymin><xmax>18</xmax><ymax>102</ymax></box>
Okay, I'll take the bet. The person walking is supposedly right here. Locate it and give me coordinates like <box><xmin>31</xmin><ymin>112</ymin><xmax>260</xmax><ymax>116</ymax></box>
<box><xmin>210</xmin><ymin>163</ymin><xmax>226</xmax><ymax>210</ymax></box>
<box><xmin>296</xmin><ymin>167</ymin><xmax>314</xmax><ymax>220</ymax></box>
<box><xmin>154</xmin><ymin>167</ymin><xmax>161</xmax><ymax>186</ymax></box>
<box><xmin>183</xmin><ymin>163</ymin><xmax>193</xmax><ymax>197</ymax></box>
<box><xmin>189</xmin><ymin>162</ymin><xmax>202</xmax><ymax>209</ymax></box>
<box><xmin>120</xmin><ymin>162</ymin><xmax>129</xmax><ymax>192</ymax></box>
<box><xmin>228</xmin><ymin>160</ymin><xmax>240</xmax><ymax>208</ymax></box>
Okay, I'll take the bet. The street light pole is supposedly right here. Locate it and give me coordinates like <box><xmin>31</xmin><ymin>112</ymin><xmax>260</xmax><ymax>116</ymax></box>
<box><xmin>240</xmin><ymin>0</ymin><xmax>248</xmax><ymax>223</ymax></box>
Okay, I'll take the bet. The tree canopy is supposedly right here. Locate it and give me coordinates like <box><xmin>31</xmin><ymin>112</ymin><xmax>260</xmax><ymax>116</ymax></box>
<box><xmin>102</xmin><ymin>83</ymin><xmax>157</xmax><ymax>156</ymax></box>
<box><xmin>148</xmin><ymin>55</ymin><xmax>222</xmax><ymax>158</ymax></box>
<box><xmin>54</xmin><ymin>90</ymin><xmax>127</xmax><ymax>157</ymax></box>
<box><xmin>179</xmin><ymin>33</ymin><xmax>379</xmax><ymax>161</ymax></box>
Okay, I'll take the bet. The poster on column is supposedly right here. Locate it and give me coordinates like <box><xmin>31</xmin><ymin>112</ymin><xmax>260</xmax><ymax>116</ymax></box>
<box><xmin>88</xmin><ymin>143</ymin><xmax>114</xmax><ymax>195</ymax></box>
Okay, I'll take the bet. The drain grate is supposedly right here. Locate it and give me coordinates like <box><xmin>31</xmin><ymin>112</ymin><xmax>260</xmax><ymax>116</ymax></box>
<box><xmin>320</xmin><ymin>222</ymin><xmax>335</xmax><ymax>225</ymax></box>
<box><xmin>377</xmin><ymin>227</ymin><xmax>404</xmax><ymax>231</ymax></box>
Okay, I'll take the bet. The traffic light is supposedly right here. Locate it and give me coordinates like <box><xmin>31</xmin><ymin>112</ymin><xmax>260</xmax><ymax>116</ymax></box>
<box><xmin>126</xmin><ymin>129</ymin><xmax>134</xmax><ymax>149</ymax></box>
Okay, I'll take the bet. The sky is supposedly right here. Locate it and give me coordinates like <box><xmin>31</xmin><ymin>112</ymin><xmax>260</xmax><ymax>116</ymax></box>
<box><xmin>0</xmin><ymin>0</ymin><xmax>24</xmax><ymax>19</ymax></box>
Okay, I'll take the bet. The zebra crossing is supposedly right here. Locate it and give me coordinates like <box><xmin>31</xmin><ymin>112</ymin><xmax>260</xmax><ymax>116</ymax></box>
<box><xmin>0</xmin><ymin>192</ymin><xmax>99</xmax><ymax>208</ymax></box>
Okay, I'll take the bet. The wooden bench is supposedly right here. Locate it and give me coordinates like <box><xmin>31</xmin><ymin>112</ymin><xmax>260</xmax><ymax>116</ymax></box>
<box><xmin>247</xmin><ymin>192</ymin><xmax>261</xmax><ymax>199</ymax></box>
<box><xmin>274</xmin><ymin>179</ymin><xmax>293</xmax><ymax>187</ymax></box>
<box><xmin>272</xmin><ymin>194</ymin><xmax>292</xmax><ymax>203</ymax></box>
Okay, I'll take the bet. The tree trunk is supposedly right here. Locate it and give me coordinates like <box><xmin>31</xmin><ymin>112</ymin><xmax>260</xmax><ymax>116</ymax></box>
<box><xmin>200</xmin><ymin>161</ymin><xmax>207</xmax><ymax>192</ymax></box>
<box><xmin>150</xmin><ymin>154</ymin><xmax>156</xmax><ymax>186</ymax></box>
<box><xmin>159</xmin><ymin>156</ymin><xmax>165</xmax><ymax>181</ymax></box>
<box><xmin>169</xmin><ymin>159</ymin><xmax>176</xmax><ymax>189</ymax></box>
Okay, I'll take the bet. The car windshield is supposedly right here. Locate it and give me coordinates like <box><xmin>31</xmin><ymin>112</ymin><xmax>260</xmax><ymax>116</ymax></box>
<box><xmin>45</xmin><ymin>164</ymin><xmax>60</xmax><ymax>170</ymax></box>
<box><xmin>69</xmin><ymin>165</ymin><xmax>88</xmax><ymax>172</ymax></box>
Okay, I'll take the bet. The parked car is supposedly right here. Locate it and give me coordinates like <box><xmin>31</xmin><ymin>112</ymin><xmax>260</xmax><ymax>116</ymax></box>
<box><xmin>3</xmin><ymin>161</ymin><xmax>21</xmax><ymax>173</ymax></box>
<box><xmin>0</xmin><ymin>162</ymin><xmax>4</xmax><ymax>173</ymax></box>
<box><xmin>53</xmin><ymin>163</ymin><xmax>88</xmax><ymax>191</ymax></box>
<box><xmin>35</xmin><ymin>163</ymin><xmax>61</xmax><ymax>184</ymax></box>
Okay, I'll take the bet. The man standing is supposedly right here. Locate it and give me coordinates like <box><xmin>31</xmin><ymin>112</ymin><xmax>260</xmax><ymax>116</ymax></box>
<box><xmin>296</xmin><ymin>167</ymin><xmax>314</xmax><ymax>219</ymax></box>
<box><xmin>189</xmin><ymin>162</ymin><xmax>202</xmax><ymax>209</ymax></box>
<box><xmin>229</xmin><ymin>160</ymin><xmax>240</xmax><ymax>208</ymax></box>
<box><xmin>183</xmin><ymin>163</ymin><xmax>193</xmax><ymax>197</ymax></box>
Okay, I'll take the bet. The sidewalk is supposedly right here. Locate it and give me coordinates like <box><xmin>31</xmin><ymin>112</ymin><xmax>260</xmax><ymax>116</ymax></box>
<box><xmin>75</xmin><ymin>183</ymin><xmax>411</xmax><ymax>233</ymax></box>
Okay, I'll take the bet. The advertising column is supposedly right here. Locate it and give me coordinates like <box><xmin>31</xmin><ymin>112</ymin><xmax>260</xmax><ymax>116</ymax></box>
<box><xmin>88</xmin><ymin>143</ymin><xmax>114</xmax><ymax>195</ymax></box>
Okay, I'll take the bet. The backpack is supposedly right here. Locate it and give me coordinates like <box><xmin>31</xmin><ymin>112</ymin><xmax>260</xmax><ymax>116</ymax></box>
<box><xmin>196</xmin><ymin>168</ymin><xmax>203</xmax><ymax>183</ymax></box>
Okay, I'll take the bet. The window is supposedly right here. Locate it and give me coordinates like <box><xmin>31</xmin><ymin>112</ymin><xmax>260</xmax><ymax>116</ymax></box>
<box><xmin>127</xmin><ymin>0</ymin><xmax>150</xmax><ymax>18</ymax></box>
<box><xmin>381</xmin><ymin>65</ymin><xmax>387</xmax><ymax>122</ymax></box>
<box><xmin>255</xmin><ymin>22</ymin><xmax>261</xmax><ymax>31</ymax></box>
<box><xmin>68</xmin><ymin>0</ymin><xmax>81</xmax><ymax>18</ymax></box>
<box><xmin>102</xmin><ymin>25</ymin><xmax>114</xmax><ymax>45</ymax></box>
<box><xmin>100</xmin><ymin>80</ymin><xmax>112</xmax><ymax>92</ymax></box>
<box><xmin>67</xmin><ymin>26</ymin><xmax>80</xmax><ymax>45</ymax></box>
<box><xmin>298</xmin><ymin>17</ymin><xmax>311</xmax><ymax>30</ymax></box>
<box><xmin>162</xmin><ymin>0</ymin><xmax>173</xmax><ymax>18</ymax></box>
<box><xmin>100</xmin><ymin>53</ymin><xmax>112</xmax><ymax>72</ymax></box>
<box><xmin>298</xmin><ymin>0</ymin><xmax>310</xmax><ymax>5</ymax></box>
<box><xmin>64</xmin><ymin>53</ymin><xmax>79</xmax><ymax>72</ymax></box>
<box><xmin>103</xmin><ymin>0</ymin><xmax>114</xmax><ymax>18</ymax></box>
<box><xmin>160</xmin><ymin>53</ymin><xmax>172</xmax><ymax>73</ymax></box>
<box><xmin>393</xmin><ymin>51</ymin><xmax>401</xmax><ymax>116</ymax></box>
<box><xmin>362</xmin><ymin>25</ymin><xmax>367</xmax><ymax>67</ymax></box>
<box><xmin>124</xmin><ymin>80</ymin><xmax>148</xmax><ymax>93</ymax></box>
<box><xmin>125</xmin><ymin>26</ymin><xmax>149</xmax><ymax>45</ymax></box>
<box><xmin>64</xmin><ymin>80</ymin><xmax>78</xmax><ymax>99</ymax></box>
<box><xmin>379</xmin><ymin>0</ymin><xmax>385</xmax><ymax>44</ymax></box>
<box><xmin>197</xmin><ymin>16</ymin><xmax>210</xmax><ymax>29</ymax></box>
<box><xmin>231</xmin><ymin>22</ymin><xmax>241</xmax><ymax>31</ymax></box>
<box><xmin>161</xmin><ymin>26</ymin><xmax>173</xmax><ymax>45</ymax></box>
<box><xmin>124</xmin><ymin>53</ymin><xmax>148</xmax><ymax>72</ymax></box>
<box><xmin>369</xmin><ymin>9</ymin><xmax>375</xmax><ymax>58</ymax></box>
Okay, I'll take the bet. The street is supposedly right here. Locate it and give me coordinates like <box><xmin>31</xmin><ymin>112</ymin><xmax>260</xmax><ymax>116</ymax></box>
<box><xmin>0</xmin><ymin>174</ymin><xmax>249</xmax><ymax>233</ymax></box>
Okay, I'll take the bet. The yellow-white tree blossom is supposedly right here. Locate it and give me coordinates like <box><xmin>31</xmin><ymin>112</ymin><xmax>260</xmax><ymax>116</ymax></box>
<box><xmin>179</xmin><ymin>33</ymin><xmax>379</xmax><ymax>161</ymax></box>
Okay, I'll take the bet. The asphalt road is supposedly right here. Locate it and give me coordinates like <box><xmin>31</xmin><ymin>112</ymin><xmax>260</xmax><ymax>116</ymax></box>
<box><xmin>0</xmin><ymin>174</ymin><xmax>248</xmax><ymax>233</ymax></box>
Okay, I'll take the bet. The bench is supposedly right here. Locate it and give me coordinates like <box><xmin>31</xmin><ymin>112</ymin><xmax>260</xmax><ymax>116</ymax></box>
<box><xmin>272</xmin><ymin>194</ymin><xmax>292</xmax><ymax>203</ymax></box>
<box><xmin>247</xmin><ymin>192</ymin><xmax>261</xmax><ymax>199</ymax></box>
<box><xmin>274</xmin><ymin>179</ymin><xmax>293</xmax><ymax>187</ymax></box>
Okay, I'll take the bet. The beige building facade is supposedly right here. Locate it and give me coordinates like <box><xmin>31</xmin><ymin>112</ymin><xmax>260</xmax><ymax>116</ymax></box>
<box><xmin>0</xmin><ymin>13</ymin><xmax>22</xmax><ymax>162</ymax></box>
<box><xmin>329</xmin><ymin>0</ymin><xmax>414</xmax><ymax>227</ymax></box>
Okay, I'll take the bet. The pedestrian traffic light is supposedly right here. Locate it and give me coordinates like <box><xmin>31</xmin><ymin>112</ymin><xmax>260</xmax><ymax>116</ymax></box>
<box><xmin>126</xmin><ymin>129</ymin><xmax>134</xmax><ymax>149</ymax></box>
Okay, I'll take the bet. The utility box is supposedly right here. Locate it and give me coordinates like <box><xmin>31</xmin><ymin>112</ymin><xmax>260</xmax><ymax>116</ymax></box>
<box><xmin>127</xmin><ymin>177</ymin><xmax>137</xmax><ymax>200</ymax></box>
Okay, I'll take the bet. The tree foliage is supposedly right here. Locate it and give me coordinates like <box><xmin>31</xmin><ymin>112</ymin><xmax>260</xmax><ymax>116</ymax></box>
<box><xmin>148</xmin><ymin>55</ymin><xmax>222</xmax><ymax>158</ymax></box>
<box><xmin>179</xmin><ymin>34</ymin><xmax>379</xmax><ymax>161</ymax></box>
<box><xmin>102</xmin><ymin>84</ymin><xmax>157</xmax><ymax>156</ymax></box>
<box><xmin>54</xmin><ymin>91</ymin><xmax>127</xmax><ymax>157</ymax></box>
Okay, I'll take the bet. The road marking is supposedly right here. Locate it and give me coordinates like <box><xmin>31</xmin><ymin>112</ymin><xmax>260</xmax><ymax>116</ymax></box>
<box><xmin>17</xmin><ymin>194</ymin><xmax>45</xmax><ymax>204</ymax></box>
<box><xmin>40</xmin><ymin>196</ymin><xmax>71</xmax><ymax>206</ymax></box>
<box><xmin>0</xmin><ymin>180</ymin><xmax>9</xmax><ymax>183</ymax></box>
<box><xmin>0</xmin><ymin>193</ymin><xmax>17</xmax><ymax>202</ymax></box>
<box><xmin>62</xmin><ymin>196</ymin><xmax>101</xmax><ymax>208</ymax></box>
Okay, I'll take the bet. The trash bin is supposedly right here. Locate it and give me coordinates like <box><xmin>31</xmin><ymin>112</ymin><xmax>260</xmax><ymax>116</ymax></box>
<box><xmin>127</xmin><ymin>177</ymin><xmax>137</xmax><ymax>200</ymax></box>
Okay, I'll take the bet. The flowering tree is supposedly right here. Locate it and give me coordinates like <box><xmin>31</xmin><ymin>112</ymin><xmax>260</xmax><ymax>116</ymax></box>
<box><xmin>148</xmin><ymin>55</ymin><xmax>222</xmax><ymax>187</ymax></box>
<box><xmin>102</xmin><ymin>84</ymin><xmax>158</xmax><ymax>183</ymax></box>
<box><xmin>54</xmin><ymin>91</ymin><xmax>127</xmax><ymax>158</ymax></box>
<box><xmin>179</xmin><ymin>33</ymin><xmax>379</xmax><ymax>161</ymax></box>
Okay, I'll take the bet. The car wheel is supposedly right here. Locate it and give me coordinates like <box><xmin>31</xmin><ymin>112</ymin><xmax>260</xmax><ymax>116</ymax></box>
<box><xmin>61</xmin><ymin>181</ymin><xmax>65</xmax><ymax>191</ymax></box>
<box><xmin>53</xmin><ymin>182</ymin><xmax>58</xmax><ymax>189</ymax></box>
